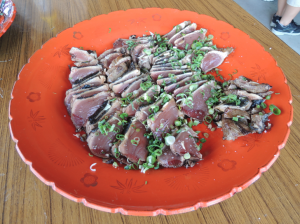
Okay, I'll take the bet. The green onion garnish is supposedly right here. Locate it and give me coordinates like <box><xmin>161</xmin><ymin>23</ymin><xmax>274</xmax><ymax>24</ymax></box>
<box><xmin>232</xmin><ymin>117</ymin><xmax>239</xmax><ymax>122</ymax></box>
<box><xmin>261</xmin><ymin>102</ymin><xmax>267</xmax><ymax>109</ymax></box>
<box><xmin>175</xmin><ymin>120</ymin><xmax>182</xmax><ymax>126</ymax></box>
<box><xmin>184</xmin><ymin>153</ymin><xmax>191</xmax><ymax>160</ymax></box>
<box><xmin>269</xmin><ymin>104</ymin><xmax>281</xmax><ymax>115</ymax></box>
<box><xmin>200</xmin><ymin>138</ymin><xmax>206</xmax><ymax>143</ymax></box>
<box><xmin>143</xmin><ymin>48</ymin><xmax>151</xmax><ymax>55</ymax></box>
<box><xmin>266</xmin><ymin>95</ymin><xmax>271</xmax><ymax>100</ymax></box>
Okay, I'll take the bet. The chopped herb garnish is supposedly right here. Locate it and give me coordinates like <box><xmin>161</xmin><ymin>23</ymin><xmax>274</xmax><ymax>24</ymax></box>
<box><xmin>232</xmin><ymin>117</ymin><xmax>239</xmax><ymax>122</ymax></box>
<box><xmin>184</xmin><ymin>153</ymin><xmax>191</xmax><ymax>159</ymax></box>
<box><xmin>266</xmin><ymin>95</ymin><xmax>271</xmax><ymax>100</ymax></box>
<box><xmin>143</xmin><ymin>48</ymin><xmax>152</xmax><ymax>55</ymax></box>
<box><xmin>261</xmin><ymin>102</ymin><xmax>267</xmax><ymax>109</ymax></box>
<box><xmin>109</xmin><ymin>28</ymin><xmax>112</xmax><ymax>33</ymax></box>
<box><xmin>269</xmin><ymin>104</ymin><xmax>281</xmax><ymax>115</ymax></box>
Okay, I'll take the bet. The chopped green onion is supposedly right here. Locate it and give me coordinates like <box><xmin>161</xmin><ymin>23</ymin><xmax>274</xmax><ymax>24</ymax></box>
<box><xmin>232</xmin><ymin>117</ymin><xmax>239</xmax><ymax>122</ymax></box>
<box><xmin>197</xmin><ymin>143</ymin><xmax>203</xmax><ymax>151</ymax></box>
<box><xmin>209</xmin><ymin>108</ymin><xmax>214</xmax><ymax>114</ymax></box>
<box><xmin>200</xmin><ymin>138</ymin><xmax>206</xmax><ymax>143</ymax></box>
<box><xmin>184</xmin><ymin>153</ymin><xmax>191</xmax><ymax>160</ymax></box>
<box><xmin>109</xmin><ymin>28</ymin><xmax>112</xmax><ymax>33</ymax></box>
<box><xmin>143</xmin><ymin>48</ymin><xmax>151</xmax><ymax>55</ymax></box>
<box><xmin>207</xmin><ymin>34</ymin><xmax>214</xmax><ymax>40</ymax></box>
<box><xmin>145</xmin><ymin>181</ymin><xmax>148</xmax><ymax>185</ymax></box>
<box><xmin>261</xmin><ymin>102</ymin><xmax>267</xmax><ymax>109</ymax></box>
<box><xmin>259</xmin><ymin>112</ymin><xmax>264</xmax><ymax>115</ymax></box>
<box><xmin>256</xmin><ymin>105</ymin><xmax>261</xmax><ymax>108</ymax></box>
<box><xmin>204</xmin><ymin>115</ymin><xmax>212</xmax><ymax>123</ymax></box>
<box><xmin>140</xmin><ymin>81</ymin><xmax>152</xmax><ymax>91</ymax></box>
<box><xmin>193</xmin><ymin>120</ymin><xmax>200</xmax><ymax>126</ymax></box>
<box><xmin>275</xmin><ymin>93</ymin><xmax>280</xmax><ymax>95</ymax></box>
<box><xmin>185</xmin><ymin>43</ymin><xmax>189</xmax><ymax>50</ymax></box>
<box><xmin>119</xmin><ymin>113</ymin><xmax>128</xmax><ymax>119</ymax></box>
<box><xmin>223</xmin><ymin>81</ymin><xmax>228</xmax><ymax>87</ymax></box>
<box><xmin>266</xmin><ymin>95</ymin><xmax>271</xmax><ymax>100</ymax></box>
<box><xmin>189</xmin><ymin>84</ymin><xmax>198</xmax><ymax>92</ymax></box>
<box><xmin>175</xmin><ymin>120</ymin><xmax>182</xmax><ymax>126</ymax></box>
<box><xmin>116</xmin><ymin>134</ymin><xmax>124</xmax><ymax>140</ymax></box>
<box><xmin>165</xmin><ymin>136</ymin><xmax>175</xmax><ymax>146</ymax></box>
<box><xmin>131</xmin><ymin>137</ymin><xmax>140</xmax><ymax>146</ymax></box>
<box><xmin>88</xmin><ymin>153</ymin><xmax>93</xmax><ymax>157</ymax></box>
<box><xmin>269</xmin><ymin>104</ymin><xmax>281</xmax><ymax>115</ymax></box>
<box><xmin>112</xmin><ymin>162</ymin><xmax>118</xmax><ymax>168</ymax></box>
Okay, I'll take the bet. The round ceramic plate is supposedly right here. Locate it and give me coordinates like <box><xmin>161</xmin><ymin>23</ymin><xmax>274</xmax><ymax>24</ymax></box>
<box><xmin>9</xmin><ymin>8</ymin><xmax>293</xmax><ymax>216</ymax></box>
<box><xmin>0</xmin><ymin>0</ymin><xmax>16</xmax><ymax>38</ymax></box>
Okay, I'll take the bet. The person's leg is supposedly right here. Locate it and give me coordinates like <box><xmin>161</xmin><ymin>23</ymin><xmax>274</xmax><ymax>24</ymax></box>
<box><xmin>276</xmin><ymin>0</ymin><xmax>288</xmax><ymax>16</ymax></box>
<box><xmin>279</xmin><ymin>4</ymin><xmax>300</xmax><ymax>25</ymax></box>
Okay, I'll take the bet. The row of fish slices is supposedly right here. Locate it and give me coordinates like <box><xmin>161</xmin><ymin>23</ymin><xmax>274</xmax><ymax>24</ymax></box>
<box><xmin>64</xmin><ymin>21</ymin><xmax>229</xmax><ymax>170</ymax></box>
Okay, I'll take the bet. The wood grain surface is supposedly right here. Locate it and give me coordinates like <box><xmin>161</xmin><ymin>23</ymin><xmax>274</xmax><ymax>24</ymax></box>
<box><xmin>1</xmin><ymin>0</ymin><xmax>300</xmax><ymax>223</ymax></box>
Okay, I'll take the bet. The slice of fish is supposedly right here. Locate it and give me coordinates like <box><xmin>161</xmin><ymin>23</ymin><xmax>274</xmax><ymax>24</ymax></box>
<box><xmin>168</xmin><ymin>23</ymin><xmax>197</xmax><ymax>45</ymax></box>
<box><xmin>147</xmin><ymin>98</ymin><xmax>183</xmax><ymax>140</ymax></box>
<box><xmin>69</xmin><ymin>66</ymin><xmax>102</xmax><ymax>84</ymax></box>
<box><xmin>69</xmin><ymin>47</ymin><xmax>97</xmax><ymax>62</ymax></box>
<box><xmin>87</xmin><ymin>112</ymin><xmax>125</xmax><ymax>158</ymax></box>
<box><xmin>70</xmin><ymin>75</ymin><xmax>106</xmax><ymax>89</ymax></box>
<box><xmin>224</xmin><ymin>90</ymin><xmax>263</xmax><ymax>101</ymax></box>
<box><xmin>214</xmin><ymin>97</ymin><xmax>252</xmax><ymax>112</ymax></box>
<box><xmin>111</xmin><ymin>141</ymin><xmax>131</xmax><ymax>165</ymax></box>
<box><xmin>97</xmin><ymin>49</ymin><xmax>115</xmax><ymax>60</ymax></box>
<box><xmin>150</xmin><ymin>65</ymin><xmax>189</xmax><ymax>72</ymax></box>
<box><xmin>223</xmin><ymin>108</ymin><xmax>250</xmax><ymax>120</ymax></box>
<box><xmin>250</xmin><ymin>112</ymin><xmax>272</xmax><ymax>134</ymax></box>
<box><xmin>170</xmin><ymin>125</ymin><xmax>202</xmax><ymax>160</ymax></box>
<box><xmin>180</xmin><ymin>80</ymin><xmax>217</xmax><ymax>121</ymax></box>
<box><xmin>74</xmin><ymin>59</ymin><xmax>98</xmax><ymax>67</ymax></box>
<box><xmin>157</xmin><ymin>145</ymin><xmax>184</xmax><ymax>168</ymax></box>
<box><xmin>86</xmin><ymin>99</ymin><xmax>122</xmax><ymax>135</ymax></box>
<box><xmin>164</xmin><ymin>76</ymin><xmax>192</xmax><ymax>94</ymax></box>
<box><xmin>111</xmin><ymin>74</ymin><xmax>148</xmax><ymax>95</ymax></box>
<box><xmin>257</xmin><ymin>91</ymin><xmax>274</xmax><ymax>97</ymax></box>
<box><xmin>163</xmin><ymin>21</ymin><xmax>191</xmax><ymax>40</ymax></box>
<box><xmin>150</xmin><ymin>70</ymin><xmax>185</xmax><ymax>80</ymax></box>
<box><xmin>118</xmin><ymin>120</ymin><xmax>149</xmax><ymax>163</ymax></box>
<box><xmin>174</xmin><ymin>29</ymin><xmax>207</xmax><ymax>50</ymax></box>
<box><xmin>173</xmin><ymin>80</ymin><xmax>207</xmax><ymax>98</ymax></box>
<box><xmin>106</xmin><ymin>62</ymin><xmax>128</xmax><ymax>83</ymax></box>
<box><xmin>124</xmin><ymin>85</ymin><xmax>160</xmax><ymax>117</ymax></box>
<box><xmin>200</xmin><ymin>48</ymin><xmax>233</xmax><ymax>73</ymax></box>
<box><xmin>109</xmin><ymin>66</ymin><xmax>141</xmax><ymax>88</ymax></box>
<box><xmin>131</xmin><ymin>42</ymin><xmax>153</xmax><ymax>63</ymax></box>
<box><xmin>157</xmin><ymin>72</ymin><xmax>193</xmax><ymax>86</ymax></box>
<box><xmin>65</xmin><ymin>84</ymin><xmax>109</xmax><ymax>115</ymax></box>
<box><xmin>100</xmin><ymin>52</ymin><xmax>122</xmax><ymax>69</ymax></box>
<box><xmin>222</xmin><ymin>117</ymin><xmax>252</xmax><ymax>141</ymax></box>
<box><xmin>233</xmin><ymin>76</ymin><xmax>272</xmax><ymax>93</ymax></box>
<box><xmin>71</xmin><ymin>91</ymin><xmax>114</xmax><ymax>131</ymax></box>
<box><xmin>109</xmin><ymin>56</ymin><xmax>131</xmax><ymax>69</ymax></box>
<box><xmin>135</xmin><ymin>97</ymin><xmax>165</xmax><ymax>123</ymax></box>
<box><xmin>121</xmin><ymin>76</ymin><xmax>149</xmax><ymax>98</ymax></box>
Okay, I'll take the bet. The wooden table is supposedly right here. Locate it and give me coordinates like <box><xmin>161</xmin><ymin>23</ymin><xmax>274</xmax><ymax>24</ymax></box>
<box><xmin>1</xmin><ymin>0</ymin><xmax>300</xmax><ymax>223</ymax></box>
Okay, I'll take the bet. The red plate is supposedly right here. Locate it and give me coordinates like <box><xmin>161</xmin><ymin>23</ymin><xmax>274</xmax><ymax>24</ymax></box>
<box><xmin>9</xmin><ymin>8</ymin><xmax>293</xmax><ymax>216</ymax></box>
<box><xmin>0</xmin><ymin>0</ymin><xmax>16</xmax><ymax>38</ymax></box>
